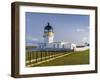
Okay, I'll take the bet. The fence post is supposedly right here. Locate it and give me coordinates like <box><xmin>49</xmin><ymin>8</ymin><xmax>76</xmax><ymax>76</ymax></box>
<box><xmin>49</xmin><ymin>51</ymin><xmax>50</xmax><ymax>59</ymax></box>
<box><xmin>40</xmin><ymin>50</ymin><xmax>42</xmax><ymax>61</ymax></box>
<box><xmin>29</xmin><ymin>51</ymin><xmax>31</xmax><ymax>66</ymax></box>
<box><xmin>36</xmin><ymin>51</ymin><xmax>38</xmax><ymax>63</ymax></box>
<box><xmin>30</xmin><ymin>51</ymin><xmax>32</xmax><ymax>65</ymax></box>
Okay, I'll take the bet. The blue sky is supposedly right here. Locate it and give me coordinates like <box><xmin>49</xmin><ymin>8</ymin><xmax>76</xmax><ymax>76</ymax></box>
<box><xmin>26</xmin><ymin>12</ymin><xmax>89</xmax><ymax>45</ymax></box>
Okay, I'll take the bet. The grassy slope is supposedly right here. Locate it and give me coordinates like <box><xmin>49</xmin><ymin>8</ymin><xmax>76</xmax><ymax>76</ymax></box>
<box><xmin>34</xmin><ymin>50</ymin><xmax>89</xmax><ymax>66</ymax></box>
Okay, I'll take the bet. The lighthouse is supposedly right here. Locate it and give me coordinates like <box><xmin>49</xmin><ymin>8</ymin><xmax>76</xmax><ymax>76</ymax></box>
<box><xmin>43</xmin><ymin>22</ymin><xmax>54</xmax><ymax>44</ymax></box>
<box><xmin>38</xmin><ymin>22</ymin><xmax>76</xmax><ymax>50</ymax></box>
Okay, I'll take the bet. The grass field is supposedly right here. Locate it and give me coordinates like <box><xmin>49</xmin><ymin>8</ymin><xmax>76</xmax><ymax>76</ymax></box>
<box><xmin>26</xmin><ymin>49</ymin><xmax>89</xmax><ymax>67</ymax></box>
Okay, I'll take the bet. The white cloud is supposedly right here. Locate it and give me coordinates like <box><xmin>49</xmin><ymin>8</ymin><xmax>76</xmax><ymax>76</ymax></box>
<box><xmin>87</xmin><ymin>26</ymin><xmax>90</xmax><ymax>30</ymax></box>
<box><xmin>76</xmin><ymin>26</ymin><xmax>90</xmax><ymax>32</ymax></box>
<box><xmin>26</xmin><ymin>36</ymin><xmax>39</xmax><ymax>42</ymax></box>
<box><xmin>76</xmin><ymin>28</ymin><xmax>85</xmax><ymax>32</ymax></box>
<box><xmin>32</xmin><ymin>38</ymin><xmax>39</xmax><ymax>41</ymax></box>
<box><xmin>82</xmin><ymin>37</ymin><xmax>88</xmax><ymax>42</ymax></box>
<box><xmin>26</xmin><ymin>36</ymin><xmax>33</xmax><ymax>40</ymax></box>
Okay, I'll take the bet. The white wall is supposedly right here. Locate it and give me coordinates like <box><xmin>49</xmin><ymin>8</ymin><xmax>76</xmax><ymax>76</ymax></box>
<box><xmin>0</xmin><ymin>0</ymin><xmax>100</xmax><ymax>80</ymax></box>
<box><xmin>75</xmin><ymin>47</ymin><xmax>89</xmax><ymax>51</ymax></box>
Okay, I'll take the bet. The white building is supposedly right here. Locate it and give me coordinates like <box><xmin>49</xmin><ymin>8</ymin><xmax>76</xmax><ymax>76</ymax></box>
<box><xmin>38</xmin><ymin>23</ymin><xmax>76</xmax><ymax>51</ymax></box>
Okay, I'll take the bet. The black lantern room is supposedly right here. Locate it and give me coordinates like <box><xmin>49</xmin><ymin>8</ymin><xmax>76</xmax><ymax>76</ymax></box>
<box><xmin>44</xmin><ymin>22</ymin><xmax>53</xmax><ymax>32</ymax></box>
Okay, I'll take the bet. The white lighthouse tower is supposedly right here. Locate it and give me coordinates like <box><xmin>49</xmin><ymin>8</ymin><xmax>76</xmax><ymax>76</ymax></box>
<box><xmin>43</xmin><ymin>22</ymin><xmax>54</xmax><ymax>44</ymax></box>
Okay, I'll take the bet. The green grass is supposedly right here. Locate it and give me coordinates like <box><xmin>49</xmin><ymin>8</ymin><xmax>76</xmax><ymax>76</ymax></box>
<box><xmin>26</xmin><ymin>51</ymin><xmax>72</xmax><ymax>66</ymax></box>
<box><xmin>33</xmin><ymin>50</ymin><xmax>89</xmax><ymax>66</ymax></box>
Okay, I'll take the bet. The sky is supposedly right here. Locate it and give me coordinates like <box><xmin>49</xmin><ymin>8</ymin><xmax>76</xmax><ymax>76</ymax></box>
<box><xmin>25</xmin><ymin>12</ymin><xmax>89</xmax><ymax>46</ymax></box>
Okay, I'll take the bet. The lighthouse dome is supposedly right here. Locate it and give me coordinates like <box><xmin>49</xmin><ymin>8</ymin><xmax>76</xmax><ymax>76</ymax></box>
<box><xmin>44</xmin><ymin>23</ymin><xmax>53</xmax><ymax>31</ymax></box>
